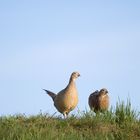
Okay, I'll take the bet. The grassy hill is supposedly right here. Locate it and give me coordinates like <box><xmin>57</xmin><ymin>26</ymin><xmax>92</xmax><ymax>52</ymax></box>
<box><xmin>0</xmin><ymin>100</ymin><xmax>140</xmax><ymax>140</ymax></box>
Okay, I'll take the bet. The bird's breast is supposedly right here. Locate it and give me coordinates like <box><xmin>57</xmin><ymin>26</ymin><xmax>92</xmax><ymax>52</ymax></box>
<box><xmin>54</xmin><ymin>90</ymin><xmax>78</xmax><ymax>113</ymax></box>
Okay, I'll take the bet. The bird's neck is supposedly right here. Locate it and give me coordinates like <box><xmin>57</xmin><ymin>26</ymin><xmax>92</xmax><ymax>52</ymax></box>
<box><xmin>99</xmin><ymin>94</ymin><xmax>107</xmax><ymax>100</ymax></box>
<box><xmin>69</xmin><ymin>77</ymin><xmax>76</xmax><ymax>84</ymax></box>
<box><xmin>65</xmin><ymin>78</ymin><xmax>77</xmax><ymax>94</ymax></box>
<box><xmin>68</xmin><ymin>78</ymin><xmax>76</xmax><ymax>88</ymax></box>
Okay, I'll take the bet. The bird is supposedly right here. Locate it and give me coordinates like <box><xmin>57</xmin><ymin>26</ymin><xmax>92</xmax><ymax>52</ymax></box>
<box><xmin>88</xmin><ymin>88</ymin><xmax>109</xmax><ymax>112</ymax></box>
<box><xmin>43</xmin><ymin>71</ymin><xmax>80</xmax><ymax>118</ymax></box>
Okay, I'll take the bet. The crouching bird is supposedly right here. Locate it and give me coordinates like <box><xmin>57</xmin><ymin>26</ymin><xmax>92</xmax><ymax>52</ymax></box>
<box><xmin>43</xmin><ymin>72</ymin><xmax>80</xmax><ymax>118</ymax></box>
<box><xmin>88</xmin><ymin>88</ymin><xmax>109</xmax><ymax>112</ymax></box>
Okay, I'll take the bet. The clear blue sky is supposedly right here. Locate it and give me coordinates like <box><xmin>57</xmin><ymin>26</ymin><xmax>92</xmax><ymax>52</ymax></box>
<box><xmin>0</xmin><ymin>0</ymin><xmax>140</xmax><ymax>116</ymax></box>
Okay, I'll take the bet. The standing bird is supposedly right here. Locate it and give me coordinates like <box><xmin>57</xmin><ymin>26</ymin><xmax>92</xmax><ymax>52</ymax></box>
<box><xmin>43</xmin><ymin>72</ymin><xmax>80</xmax><ymax>118</ymax></box>
<box><xmin>88</xmin><ymin>88</ymin><xmax>109</xmax><ymax>112</ymax></box>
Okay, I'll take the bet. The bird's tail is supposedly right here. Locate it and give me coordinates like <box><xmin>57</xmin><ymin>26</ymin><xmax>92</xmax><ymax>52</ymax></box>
<box><xmin>43</xmin><ymin>89</ymin><xmax>56</xmax><ymax>101</ymax></box>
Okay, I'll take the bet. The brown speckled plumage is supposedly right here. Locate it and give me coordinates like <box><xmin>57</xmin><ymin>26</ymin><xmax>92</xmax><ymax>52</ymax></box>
<box><xmin>88</xmin><ymin>88</ymin><xmax>109</xmax><ymax>112</ymax></box>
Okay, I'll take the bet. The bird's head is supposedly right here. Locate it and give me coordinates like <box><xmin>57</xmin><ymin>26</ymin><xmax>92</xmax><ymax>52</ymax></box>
<box><xmin>70</xmin><ymin>71</ymin><xmax>80</xmax><ymax>81</ymax></box>
<box><xmin>98</xmin><ymin>88</ymin><xmax>108</xmax><ymax>97</ymax></box>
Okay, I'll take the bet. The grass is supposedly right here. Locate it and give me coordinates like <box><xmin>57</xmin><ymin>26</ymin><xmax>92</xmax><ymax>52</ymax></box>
<box><xmin>0</xmin><ymin>100</ymin><xmax>140</xmax><ymax>140</ymax></box>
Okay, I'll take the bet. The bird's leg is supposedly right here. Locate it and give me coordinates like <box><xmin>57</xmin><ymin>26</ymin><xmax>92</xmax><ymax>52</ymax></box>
<box><xmin>63</xmin><ymin>113</ymin><xmax>67</xmax><ymax>119</ymax></box>
<box><xmin>63</xmin><ymin>112</ymin><xmax>69</xmax><ymax>119</ymax></box>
